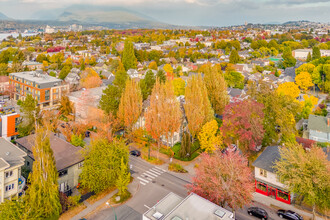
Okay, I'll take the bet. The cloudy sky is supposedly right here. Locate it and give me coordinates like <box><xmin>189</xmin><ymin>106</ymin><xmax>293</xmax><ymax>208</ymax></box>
<box><xmin>0</xmin><ymin>0</ymin><xmax>329</xmax><ymax>26</ymax></box>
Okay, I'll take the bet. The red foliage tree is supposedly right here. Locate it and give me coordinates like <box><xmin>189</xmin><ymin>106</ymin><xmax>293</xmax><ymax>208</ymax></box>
<box><xmin>187</xmin><ymin>151</ymin><xmax>254</xmax><ymax>212</ymax></box>
<box><xmin>221</xmin><ymin>99</ymin><xmax>265</xmax><ymax>154</ymax></box>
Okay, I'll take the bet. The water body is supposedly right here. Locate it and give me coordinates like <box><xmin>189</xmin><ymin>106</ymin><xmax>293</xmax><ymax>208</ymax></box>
<box><xmin>0</xmin><ymin>33</ymin><xmax>39</xmax><ymax>41</ymax></box>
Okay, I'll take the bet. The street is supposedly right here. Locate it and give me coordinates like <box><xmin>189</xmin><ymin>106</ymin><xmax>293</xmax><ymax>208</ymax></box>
<box><xmin>87</xmin><ymin>156</ymin><xmax>283</xmax><ymax>220</ymax></box>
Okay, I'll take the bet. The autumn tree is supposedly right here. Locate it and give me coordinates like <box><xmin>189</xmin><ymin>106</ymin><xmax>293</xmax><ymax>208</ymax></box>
<box><xmin>116</xmin><ymin>157</ymin><xmax>131</xmax><ymax>197</ymax></box>
<box><xmin>172</xmin><ymin>77</ymin><xmax>186</xmax><ymax>96</ymax></box>
<box><xmin>282</xmin><ymin>47</ymin><xmax>296</xmax><ymax>68</ymax></box>
<box><xmin>80</xmin><ymin>68</ymin><xmax>102</xmax><ymax>89</ymax></box>
<box><xmin>148</xmin><ymin>61</ymin><xmax>158</xmax><ymax>70</ymax></box>
<box><xmin>156</xmin><ymin>69</ymin><xmax>166</xmax><ymax>83</ymax></box>
<box><xmin>224</xmin><ymin>71</ymin><xmax>244</xmax><ymax>89</ymax></box>
<box><xmin>145</xmin><ymin>80</ymin><xmax>182</xmax><ymax>156</ymax></box>
<box><xmin>295</xmin><ymin>63</ymin><xmax>315</xmax><ymax>76</ymax></box>
<box><xmin>18</xmin><ymin>94</ymin><xmax>40</xmax><ymax>137</ymax></box>
<box><xmin>295</xmin><ymin>71</ymin><xmax>313</xmax><ymax>91</ymax></box>
<box><xmin>25</xmin><ymin>128</ymin><xmax>61</xmax><ymax>219</ymax></box>
<box><xmin>187</xmin><ymin>151</ymin><xmax>254</xmax><ymax>213</ymax></box>
<box><xmin>117</xmin><ymin>79</ymin><xmax>143</xmax><ymax>134</ymax></box>
<box><xmin>221</xmin><ymin>99</ymin><xmax>264</xmax><ymax>154</ymax></box>
<box><xmin>277</xmin><ymin>82</ymin><xmax>300</xmax><ymax>99</ymax></box>
<box><xmin>80</xmin><ymin>139</ymin><xmax>129</xmax><ymax>194</ymax></box>
<box><xmin>300</xmin><ymin>95</ymin><xmax>318</xmax><ymax>119</ymax></box>
<box><xmin>184</xmin><ymin>74</ymin><xmax>214</xmax><ymax>141</ymax></box>
<box><xmin>229</xmin><ymin>49</ymin><xmax>240</xmax><ymax>64</ymax></box>
<box><xmin>203</xmin><ymin>64</ymin><xmax>229</xmax><ymax>115</ymax></box>
<box><xmin>59</xmin><ymin>95</ymin><xmax>73</xmax><ymax>117</ymax></box>
<box><xmin>140</xmin><ymin>70</ymin><xmax>156</xmax><ymax>100</ymax></box>
<box><xmin>274</xmin><ymin>144</ymin><xmax>330</xmax><ymax>219</ymax></box>
<box><xmin>179</xmin><ymin>131</ymin><xmax>192</xmax><ymax>159</ymax></box>
<box><xmin>198</xmin><ymin>120</ymin><xmax>222</xmax><ymax>153</ymax></box>
<box><xmin>122</xmin><ymin>40</ymin><xmax>137</xmax><ymax>70</ymax></box>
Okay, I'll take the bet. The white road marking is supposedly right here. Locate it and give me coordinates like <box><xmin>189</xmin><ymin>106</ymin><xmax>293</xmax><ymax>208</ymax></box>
<box><xmin>143</xmin><ymin>172</ymin><xmax>155</xmax><ymax>178</ymax></box>
<box><xmin>146</xmin><ymin>177</ymin><xmax>153</xmax><ymax>181</ymax></box>
<box><xmin>145</xmin><ymin>171</ymin><xmax>158</xmax><ymax>177</ymax></box>
<box><xmin>144</xmin><ymin>204</ymin><xmax>151</xmax><ymax>209</ymax></box>
<box><xmin>137</xmin><ymin>177</ymin><xmax>149</xmax><ymax>183</ymax></box>
<box><xmin>154</xmin><ymin>166</ymin><xmax>166</xmax><ymax>172</ymax></box>
<box><xmin>140</xmin><ymin>181</ymin><xmax>146</xmax><ymax>185</ymax></box>
<box><xmin>149</xmin><ymin>168</ymin><xmax>162</xmax><ymax>175</ymax></box>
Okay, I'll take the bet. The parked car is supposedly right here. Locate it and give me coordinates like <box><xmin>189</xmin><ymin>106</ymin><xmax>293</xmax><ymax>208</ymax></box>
<box><xmin>130</xmin><ymin>150</ymin><xmax>141</xmax><ymax>157</ymax></box>
<box><xmin>247</xmin><ymin>207</ymin><xmax>268</xmax><ymax>220</ymax></box>
<box><xmin>277</xmin><ymin>209</ymin><xmax>303</xmax><ymax>220</ymax></box>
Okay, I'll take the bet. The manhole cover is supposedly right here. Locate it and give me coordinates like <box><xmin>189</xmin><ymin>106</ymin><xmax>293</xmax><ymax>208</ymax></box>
<box><xmin>152</xmin><ymin>180</ymin><xmax>156</xmax><ymax>183</ymax></box>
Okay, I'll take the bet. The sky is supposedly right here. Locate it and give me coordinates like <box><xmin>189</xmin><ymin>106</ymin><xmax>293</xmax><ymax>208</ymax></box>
<box><xmin>0</xmin><ymin>0</ymin><xmax>329</xmax><ymax>26</ymax></box>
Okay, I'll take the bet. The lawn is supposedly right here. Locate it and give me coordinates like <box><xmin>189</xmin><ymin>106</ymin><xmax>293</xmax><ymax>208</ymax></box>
<box><xmin>171</xmin><ymin>142</ymin><xmax>201</xmax><ymax>161</ymax></box>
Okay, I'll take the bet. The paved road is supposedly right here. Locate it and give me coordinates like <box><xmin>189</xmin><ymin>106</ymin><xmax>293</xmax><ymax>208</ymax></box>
<box><xmin>88</xmin><ymin>156</ymin><xmax>282</xmax><ymax>220</ymax></box>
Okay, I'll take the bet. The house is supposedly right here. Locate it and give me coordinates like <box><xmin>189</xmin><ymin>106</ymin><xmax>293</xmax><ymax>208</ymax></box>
<box><xmin>0</xmin><ymin>138</ymin><xmax>27</xmax><ymax>203</ymax></box>
<box><xmin>293</xmin><ymin>49</ymin><xmax>330</xmax><ymax>60</ymax></box>
<box><xmin>0</xmin><ymin>106</ymin><xmax>19</xmax><ymax>141</ymax></box>
<box><xmin>307</xmin><ymin>114</ymin><xmax>330</xmax><ymax>142</ymax></box>
<box><xmin>65</xmin><ymin>71</ymin><xmax>81</xmax><ymax>88</ymax></box>
<box><xmin>22</xmin><ymin>61</ymin><xmax>43</xmax><ymax>70</ymax></box>
<box><xmin>127</xmin><ymin>69</ymin><xmax>139</xmax><ymax>78</ymax></box>
<box><xmin>16</xmin><ymin>134</ymin><xmax>83</xmax><ymax>195</ymax></box>
<box><xmin>9</xmin><ymin>71</ymin><xmax>69</xmax><ymax>108</ymax></box>
<box><xmin>196</xmin><ymin>59</ymin><xmax>208</xmax><ymax>65</ymax></box>
<box><xmin>252</xmin><ymin>146</ymin><xmax>292</xmax><ymax>204</ymax></box>
<box><xmin>143</xmin><ymin>192</ymin><xmax>234</xmax><ymax>220</ymax></box>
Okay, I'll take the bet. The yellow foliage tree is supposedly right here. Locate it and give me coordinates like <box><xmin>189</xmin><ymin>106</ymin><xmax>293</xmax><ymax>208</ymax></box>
<box><xmin>163</xmin><ymin>64</ymin><xmax>173</xmax><ymax>74</ymax></box>
<box><xmin>198</xmin><ymin>120</ymin><xmax>222</xmax><ymax>153</ymax></box>
<box><xmin>277</xmin><ymin>82</ymin><xmax>300</xmax><ymax>99</ymax></box>
<box><xmin>80</xmin><ymin>68</ymin><xmax>102</xmax><ymax>89</ymax></box>
<box><xmin>148</xmin><ymin>61</ymin><xmax>158</xmax><ymax>70</ymax></box>
<box><xmin>172</xmin><ymin>78</ymin><xmax>186</xmax><ymax>96</ymax></box>
<box><xmin>295</xmin><ymin>71</ymin><xmax>313</xmax><ymax>91</ymax></box>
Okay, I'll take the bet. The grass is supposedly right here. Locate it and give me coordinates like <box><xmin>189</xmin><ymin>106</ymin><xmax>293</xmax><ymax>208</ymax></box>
<box><xmin>110</xmin><ymin>190</ymin><xmax>132</xmax><ymax>204</ymax></box>
<box><xmin>86</xmin><ymin>187</ymin><xmax>116</xmax><ymax>204</ymax></box>
<box><xmin>171</xmin><ymin>142</ymin><xmax>201</xmax><ymax>161</ymax></box>
<box><xmin>59</xmin><ymin>204</ymin><xmax>87</xmax><ymax>220</ymax></box>
<box><xmin>141</xmin><ymin>154</ymin><xmax>165</xmax><ymax>165</ymax></box>
<box><xmin>168</xmin><ymin>163</ymin><xmax>188</xmax><ymax>173</ymax></box>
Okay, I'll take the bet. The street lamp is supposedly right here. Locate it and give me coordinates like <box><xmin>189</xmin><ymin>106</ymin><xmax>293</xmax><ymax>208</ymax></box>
<box><xmin>106</xmin><ymin>202</ymin><xmax>117</xmax><ymax>220</ymax></box>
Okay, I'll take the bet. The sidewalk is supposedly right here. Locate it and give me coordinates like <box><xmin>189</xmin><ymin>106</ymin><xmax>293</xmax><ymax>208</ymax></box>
<box><xmin>71</xmin><ymin>178</ymin><xmax>140</xmax><ymax>220</ymax></box>
<box><xmin>253</xmin><ymin>193</ymin><xmax>326</xmax><ymax>220</ymax></box>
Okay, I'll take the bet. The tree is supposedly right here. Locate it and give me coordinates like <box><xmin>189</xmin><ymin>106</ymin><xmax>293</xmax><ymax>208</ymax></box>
<box><xmin>198</xmin><ymin>120</ymin><xmax>222</xmax><ymax>153</ymax></box>
<box><xmin>80</xmin><ymin>68</ymin><xmax>102</xmax><ymax>89</ymax></box>
<box><xmin>274</xmin><ymin>144</ymin><xmax>330</xmax><ymax>219</ymax></box>
<box><xmin>25</xmin><ymin>128</ymin><xmax>61</xmax><ymax>219</ymax></box>
<box><xmin>59</xmin><ymin>95</ymin><xmax>73</xmax><ymax>117</ymax></box>
<box><xmin>224</xmin><ymin>71</ymin><xmax>244</xmax><ymax>89</ymax></box>
<box><xmin>282</xmin><ymin>47</ymin><xmax>296</xmax><ymax>68</ymax></box>
<box><xmin>187</xmin><ymin>151</ymin><xmax>254</xmax><ymax>213</ymax></box>
<box><xmin>203</xmin><ymin>65</ymin><xmax>229</xmax><ymax>115</ymax></box>
<box><xmin>295</xmin><ymin>63</ymin><xmax>315</xmax><ymax>76</ymax></box>
<box><xmin>59</xmin><ymin>65</ymin><xmax>71</xmax><ymax>80</ymax></box>
<box><xmin>80</xmin><ymin>139</ymin><xmax>129</xmax><ymax>194</ymax></box>
<box><xmin>116</xmin><ymin>157</ymin><xmax>131</xmax><ymax>196</ymax></box>
<box><xmin>184</xmin><ymin>74</ymin><xmax>214</xmax><ymax>140</ymax></box>
<box><xmin>221</xmin><ymin>99</ymin><xmax>264</xmax><ymax>154</ymax></box>
<box><xmin>122</xmin><ymin>40</ymin><xmax>137</xmax><ymax>70</ymax></box>
<box><xmin>117</xmin><ymin>79</ymin><xmax>143</xmax><ymax>133</ymax></box>
<box><xmin>148</xmin><ymin>61</ymin><xmax>158</xmax><ymax>70</ymax></box>
<box><xmin>229</xmin><ymin>49</ymin><xmax>240</xmax><ymax>64</ymax></box>
<box><xmin>0</xmin><ymin>198</ymin><xmax>26</xmax><ymax>219</ymax></box>
<box><xmin>140</xmin><ymin>70</ymin><xmax>156</xmax><ymax>100</ymax></box>
<box><xmin>277</xmin><ymin>82</ymin><xmax>300</xmax><ymax>99</ymax></box>
<box><xmin>172</xmin><ymin>78</ymin><xmax>186</xmax><ymax>96</ymax></box>
<box><xmin>295</xmin><ymin>71</ymin><xmax>313</xmax><ymax>91</ymax></box>
<box><xmin>156</xmin><ymin>69</ymin><xmax>166</xmax><ymax>83</ymax></box>
<box><xmin>312</xmin><ymin>46</ymin><xmax>321</xmax><ymax>60</ymax></box>
<box><xmin>300</xmin><ymin>95</ymin><xmax>318</xmax><ymax>119</ymax></box>
<box><xmin>18</xmin><ymin>94</ymin><xmax>39</xmax><ymax>136</ymax></box>
<box><xmin>145</xmin><ymin>80</ymin><xmax>182</xmax><ymax>156</ymax></box>
<box><xmin>306</xmin><ymin>52</ymin><xmax>312</xmax><ymax>62</ymax></box>
<box><xmin>70</xmin><ymin>134</ymin><xmax>85</xmax><ymax>147</ymax></box>
<box><xmin>179</xmin><ymin>131</ymin><xmax>192</xmax><ymax>159</ymax></box>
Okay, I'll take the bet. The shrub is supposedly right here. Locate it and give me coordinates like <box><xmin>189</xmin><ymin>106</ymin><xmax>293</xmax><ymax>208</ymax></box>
<box><xmin>168</xmin><ymin>163</ymin><xmax>188</xmax><ymax>173</ymax></box>
<box><xmin>67</xmin><ymin>195</ymin><xmax>81</xmax><ymax>209</ymax></box>
<box><xmin>71</xmin><ymin>134</ymin><xmax>85</xmax><ymax>147</ymax></box>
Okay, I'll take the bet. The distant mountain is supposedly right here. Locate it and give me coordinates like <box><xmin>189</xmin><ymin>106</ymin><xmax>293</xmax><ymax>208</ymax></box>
<box><xmin>263</xmin><ymin>21</ymin><xmax>281</xmax><ymax>25</ymax></box>
<box><xmin>0</xmin><ymin>12</ymin><xmax>9</xmax><ymax>20</ymax></box>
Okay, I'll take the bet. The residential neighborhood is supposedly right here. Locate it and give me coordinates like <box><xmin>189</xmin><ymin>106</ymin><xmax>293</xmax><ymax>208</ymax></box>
<box><xmin>0</xmin><ymin>2</ymin><xmax>329</xmax><ymax>220</ymax></box>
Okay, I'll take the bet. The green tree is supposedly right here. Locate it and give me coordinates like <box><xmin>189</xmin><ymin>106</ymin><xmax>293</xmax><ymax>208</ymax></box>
<box><xmin>80</xmin><ymin>139</ymin><xmax>129</xmax><ymax>194</ymax></box>
<box><xmin>306</xmin><ymin>52</ymin><xmax>312</xmax><ymax>62</ymax></box>
<box><xmin>156</xmin><ymin>69</ymin><xmax>166</xmax><ymax>83</ymax></box>
<box><xmin>312</xmin><ymin>46</ymin><xmax>321</xmax><ymax>60</ymax></box>
<box><xmin>59</xmin><ymin>65</ymin><xmax>71</xmax><ymax>80</ymax></box>
<box><xmin>26</xmin><ymin>128</ymin><xmax>61</xmax><ymax>219</ymax></box>
<box><xmin>18</xmin><ymin>94</ymin><xmax>39</xmax><ymax>136</ymax></box>
<box><xmin>122</xmin><ymin>40</ymin><xmax>137</xmax><ymax>70</ymax></box>
<box><xmin>71</xmin><ymin>134</ymin><xmax>85</xmax><ymax>147</ymax></box>
<box><xmin>140</xmin><ymin>70</ymin><xmax>156</xmax><ymax>100</ymax></box>
<box><xmin>282</xmin><ymin>47</ymin><xmax>296</xmax><ymax>68</ymax></box>
<box><xmin>116</xmin><ymin>157</ymin><xmax>131</xmax><ymax>196</ymax></box>
<box><xmin>229</xmin><ymin>49</ymin><xmax>240</xmax><ymax>64</ymax></box>
<box><xmin>0</xmin><ymin>63</ymin><xmax>8</xmax><ymax>75</ymax></box>
<box><xmin>224</xmin><ymin>71</ymin><xmax>244</xmax><ymax>89</ymax></box>
<box><xmin>274</xmin><ymin>144</ymin><xmax>330</xmax><ymax>219</ymax></box>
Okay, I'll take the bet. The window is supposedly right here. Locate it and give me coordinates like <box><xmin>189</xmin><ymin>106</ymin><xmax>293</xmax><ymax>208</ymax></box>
<box><xmin>256</xmin><ymin>181</ymin><xmax>267</xmax><ymax>192</ymax></box>
<box><xmin>45</xmin><ymin>90</ymin><xmax>50</xmax><ymax>101</ymax></box>
<box><xmin>260</xmin><ymin>169</ymin><xmax>267</xmax><ymax>178</ymax></box>
<box><xmin>5</xmin><ymin>184</ymin><xmax>14</xmax><ymax>192</ymax></box>
<box><xmin>59</xmin><ymin>169</ymin><xmax>68</xmax><ymax>177</ymax></box>
<box><xmin>277</xmin><ymin>190</ymin><xmax>289</xmax><ymax>201</ymax></box>
<box><xmin>26</xmin><ymin>161</ymin><xmax>30</xmax><ymax>166</ymax></box>
<box><xmin>78</xmin><ymin>162</ymin><xmax>83</xmax><ymax>169</ymax></box>
<box><xmin>5</xmin><ymin>171</ymin><xmax>13</xmax><ymax>178</ymax></box>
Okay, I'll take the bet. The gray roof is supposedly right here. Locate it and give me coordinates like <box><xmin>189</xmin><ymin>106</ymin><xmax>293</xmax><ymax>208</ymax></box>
<box><xmin>252</xmin><ymin>146</ymin><xmax>281</xmax><ymax>173</ymax></box>
<box><xmin>0</xmin><ymin>138</ymin><xmax>26</xmax><ymax>169</ymax></box>
<box><xmin>308</xmin><ymin>114</ymin><xmax>330</xmax><ymax>133</ymax></box>
<box><xmin>16</xmin><ymin>134</ymin><xmax>83</xmax><ymax>171</ymax></box>
<box><xmin>10</xmin><ymin>71</ymin><xmax>62</xmax><ymax>85</ymax></box>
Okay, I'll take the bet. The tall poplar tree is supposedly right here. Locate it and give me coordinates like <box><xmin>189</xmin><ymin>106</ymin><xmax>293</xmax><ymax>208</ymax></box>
<box><xmin>282</xmin><ymin>47</ymin><xmax>296</xmax><ymax>68</ymax></box>
<box><xmin>118</xmin><ymin>79</ymin><xmax>143</xmax><ymax>133</ymax></box>
<box><xmin>229</xmin><ymin>49</ymin><xmax>240</xmax><ymax>64</ymax></box>
<box><xmin>140</xmin><ymin>70</ymin><xmax>156</xmax><ymax>100</ymax></box>
<box><xmin>26</xmin><ymin>128</ymin><xmax>61</xmax><ymax>219</ymax></box>
<box><xmin>312</xmin><ymin>46</ymin><xmax>321</xmax><ymax>60</ymax></box>
<box><xmin>184</xmin><ymin>74</ymin><xmax>214</xmax><ymax>141</ymax></box>
<box><xmin>203</xmin><ymin>65</ymin><xmax>229</xmax><ymax>115</ymax></box>
<box><xmin>122</xmin><ymin>40</ymin><xmax>137</xmax><ymax>70</ymax></box>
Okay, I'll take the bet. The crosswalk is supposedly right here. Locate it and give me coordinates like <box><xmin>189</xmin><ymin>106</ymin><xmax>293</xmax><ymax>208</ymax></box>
<box><xmin>138</xmin><ymin>166</ymin><xmax>166</xmax><ymax>186</ymax></box>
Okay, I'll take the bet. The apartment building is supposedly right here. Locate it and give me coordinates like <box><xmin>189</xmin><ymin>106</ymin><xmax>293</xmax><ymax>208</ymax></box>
<box><xmin>0</xmin><ymin>106</ymin><xmax>19</xmax><ymax>141</ymax></box>
<box><xmin>0</xmin><ymin>138</ymin><xmax>27</xmax><ymax>203</ymax></box>
<box><xmin>292</xmin><ymin>49</ymin><xmax>330</xmax><ymax>60</ymax></box>
<box><xmin>9</xmin><ymin>71</ymin><xmax>69</xmax><ymax>108</ymax></box>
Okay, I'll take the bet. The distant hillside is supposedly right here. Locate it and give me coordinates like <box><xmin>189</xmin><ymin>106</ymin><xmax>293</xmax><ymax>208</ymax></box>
<box><xmin>56</xmin><ymin>5</ymin><xmax>168</xmax><ymax>29</ymax></box>
<box><xmin>0</xmin><ymin>12</ymin><xmax>9</xmax><ymax>20</ymax></box>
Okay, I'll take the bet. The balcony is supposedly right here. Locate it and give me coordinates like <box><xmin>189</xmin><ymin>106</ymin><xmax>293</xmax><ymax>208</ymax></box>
<box><xmin>18</xmin><ymin>176</ymin><xmax>26</xmax><ymax>193</ymax></box>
